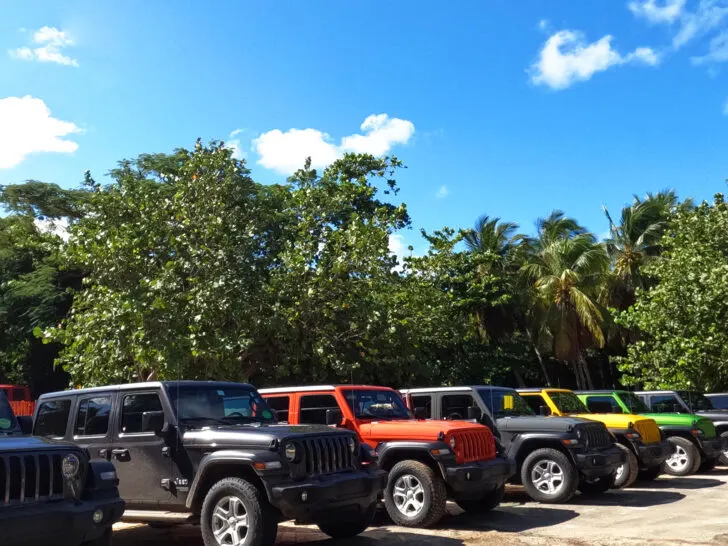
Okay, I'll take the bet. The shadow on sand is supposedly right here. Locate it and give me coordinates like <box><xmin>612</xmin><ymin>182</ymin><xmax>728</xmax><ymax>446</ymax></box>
<box><xmin>633</xmin><ymin>476</ymin><xmax>724</xmax><ymax>490</ymax></box>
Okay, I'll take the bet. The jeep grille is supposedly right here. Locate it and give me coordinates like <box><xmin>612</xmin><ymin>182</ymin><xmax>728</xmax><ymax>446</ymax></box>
<box><xmin>0</xmin><ymin>452</ymin><xmax>65</xmax><ymax>506</ymax></box>
<box><xmin>300</xmin><ymin>436</ymin><xmax>355</xmax><ymax>476</ymax></box>
<box><xmin>451</xmin><ymin>429</ymin><xmax>496</xmax><ymax>463</ymax></box>
<box><xmin>580</xmin><ymin>423</ymin><xmax>612</xmax><ymax>449</ymax></box>
<box><xmin>633</xmin><ymin>420</ymin><xmax>661</xmax><ymax>444</ymax></box>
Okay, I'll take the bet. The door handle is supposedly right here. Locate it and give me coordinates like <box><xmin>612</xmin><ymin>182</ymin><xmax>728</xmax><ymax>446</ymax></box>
<box><xmin>111</xmin><ymin>448</ymin><xmax>129</xmax><ymax>459</ymax></box>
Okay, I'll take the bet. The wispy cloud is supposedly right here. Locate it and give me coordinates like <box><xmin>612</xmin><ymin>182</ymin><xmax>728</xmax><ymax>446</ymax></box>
<box><xmin>226</xmin><ymin>129</ymin><xmax>246</xmax><ymax>160</ymax></box>
<box><xmin>628</xmin><ymin>0</ymin><xmax>687</xmax><ymax>24</ymax></box>
<box><xmin>436</xmin><ymin>185</ymin><xmax>449</xmax><ymax>199</ymax></box>
<box><xmin>9</xmin><ymin>26</ymin><xmax>79</xmax><ymax>67</ymax></box>
<box><xmin>253</xmin><ymin>114</ymin><xmax>415</xmax><ymax>175</ymax></box>
<box><xmin>529</xmin><ymin>30</ymin><xmax>659</xmax><ymax>90</ymax></box>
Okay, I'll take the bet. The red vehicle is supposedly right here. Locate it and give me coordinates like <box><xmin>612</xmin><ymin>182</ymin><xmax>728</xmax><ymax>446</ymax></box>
<box><xmin>260</xmin><ymin>385</ymin><xmax>514</xmax><ymax>528</ymax></box>
<box><xmin>0</xmin><ymin>384</ymin><xmax>35</xmax><ymax>416</ymax></box>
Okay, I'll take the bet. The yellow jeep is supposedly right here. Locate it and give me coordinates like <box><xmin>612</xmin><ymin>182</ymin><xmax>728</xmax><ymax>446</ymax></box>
<box><xmin>517</xmin><ymin>388</ymin><xmax>672</xmax><ymax>488</ymax></box>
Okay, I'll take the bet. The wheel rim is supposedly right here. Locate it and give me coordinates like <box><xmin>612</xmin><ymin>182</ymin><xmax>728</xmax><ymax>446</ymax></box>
<box><xmin>531</xmin><ymin>459</ymin><xmax>565</xmax><ymax>496</ymax></box>
<box><xmin>392</xmin><ymin>474</ymin><xmax>426</xmax><ymax>517</ymax></box>
<box><xmin>666</xmin><ymin>445</ymin><xmax>689</xmax><ymax>471</ymax></box>
<box><xmin>211</xmin><ymin>496</ymin><xmax>249</xmax><ymax>546</ymax></box>
<box><xmin>615</xmin><ymin>462</ymin><xmax>625</xmax><ymax>481</ymax></box>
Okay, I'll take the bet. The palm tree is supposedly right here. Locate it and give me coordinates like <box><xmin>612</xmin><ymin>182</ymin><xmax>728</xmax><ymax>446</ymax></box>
<box><xmin>463</xmin><ymin>215</ymin><xmax>523</xmax><ymax>261</ymax></box>
<box><xmin>522</xmin><ymin>212</ymin><xmax>609</xmax><ymax>389</ymax></box>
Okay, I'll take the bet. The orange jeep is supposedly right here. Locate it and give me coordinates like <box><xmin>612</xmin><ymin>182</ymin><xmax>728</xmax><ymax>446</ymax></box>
<box><xmin>260</xmin><ymin>385</ymin><xmax>515</xmax><ymax>527</ymax></box>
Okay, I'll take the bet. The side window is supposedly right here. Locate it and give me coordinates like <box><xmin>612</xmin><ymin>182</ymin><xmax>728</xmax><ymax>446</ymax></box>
<box><xmin>75</xmin><ymin>396</ymin><xmax>112</xmax><ymax>436</ymax></box>
<box><xmin>442</xmin><ymin>394</ymin><xmax>475</xmax><ymax>420</ymax></box>
<box><xmin>266</xmin><ymin>396</ymin><xmax>290</xmax><ymax>423</ymax></box>
<box><xmin>650</xmin><ymin>395</ymin><xmax>680</xmax><ymax>413</ymax></box>
<box><xmin>121</xmin><ymin>393</ymin><xmax>163</xmax><ymax>434</ymax></box>
<box><xmin>411</xmin><ymin>395</ymin><xmax>432</xmax><ymax>418</ymax></box>
<box><xmin>299</xmin><ymin>395</ymin><xmax>339</xmax><ymax>425</ymax></box>
<box><xmin>34</xmin><ymin>399</ymin><xmax>72</xmax><ymax>437</ymax></box>
<box><xmin>585</xmin><ymin>395</ymin><xmax>622</xmax><ymax>414</ymax></box>
<box><xmin>523</xmin><ymin>394</ymin><xmax>548</xmax><ymax>414</ymax></box>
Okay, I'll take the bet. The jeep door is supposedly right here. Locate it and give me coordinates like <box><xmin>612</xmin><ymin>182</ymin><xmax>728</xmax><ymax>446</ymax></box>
<box><xmin>111</xmin><ymin>389</ymin><xmax>185</xmax><ymax>508</ymax></box>
<box><xmin>71</xmin><ymin>392</ymin><xmax>115</xmax><ymax>464</ymax></box>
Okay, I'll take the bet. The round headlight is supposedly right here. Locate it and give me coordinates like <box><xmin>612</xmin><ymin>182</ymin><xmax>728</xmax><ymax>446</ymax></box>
<box><xmin>576</xmin><ymin>428</ymin><xmax>583</xmax><ymax>440</ymax></box>
<box><xmin>449</xmin><ymin>435</ymin><xmax>456</xmax><ymax>449</ymax></box>
<box><xmin>348</xmin><ymin>437</ymin><xmax>356</xmax><ymax>454</ymax></box>
<box><xmin>284</xmin><ymin>443</ymin><xmax>297</xmax><ymax>462</ymax></box>
<box><xmin>62</xmin><ymin>454</ymin><xmax>81</xmax><ymax>479</ymax></box>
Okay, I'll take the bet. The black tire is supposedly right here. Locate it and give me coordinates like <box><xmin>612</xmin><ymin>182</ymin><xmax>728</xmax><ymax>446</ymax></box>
<box><xmin>578</xmin><ymin>473</ymin><xmax>615</xmax><ymax>495</ymax></box>
<box><xmin>520</xmin><ymin>448</ymin><xmax>578</xmax><ymax>503</ymax></box>
<box><xmin>456</xmin><ymin>484</ymin><xmax>505</xmax><ymax>513</ymax></box>
<box><xmin>719</xmin><ymin>431</ymin><xmax>728</xmax><ymax>466</ymax></box>
<box><xmin>699</xmin><ymin>456</ymin><xmax>720</xmax><ymax>473</ymax></box>
<box><xmin>638</xmin><ymin>465</ymin><xmax>662</xmax><ymax>481</ymax></box>
<box><xmin>317</xmin><ymin>502</ymin><xmax>377</xmax><ymax>538</ymax></box>
<box><xmin>200</xmin><ymin>477</ymin><xmax>278</xmax><ymax>546</ymax></box>
<box><xmin>384</xmin><ymin>460</ymin><xmax>447</xmax><ymax>527</ymax></box>
<box><xmin>81</xmin><ymin>529</ymin><xmax>112</xmax><ymax>546</ymax></box>
<box><xmin>613</xmin><ymin>444</ymin><xmax>639</xmax><ymax>489</ymax></box>
<box><xmin>662</xmin><ymin>436</ymin><xmax>701</xmax><ymax>476</ymax></box>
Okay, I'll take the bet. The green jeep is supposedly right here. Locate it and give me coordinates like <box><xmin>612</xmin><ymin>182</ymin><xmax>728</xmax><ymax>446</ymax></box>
<box><xmin>576</xmin><ymin>391</ymin><xmax>720</xmax><ymax>477</ymax></box>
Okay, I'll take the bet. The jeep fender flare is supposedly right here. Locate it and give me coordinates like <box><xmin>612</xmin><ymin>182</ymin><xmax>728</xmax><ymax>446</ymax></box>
<box><xmin>508</xmin><ymin>433</ymin><xmax>577</xmax><ymax>467</ymax></box>
<box><xmin>659</xmin><ymin>425</ymin><xmax>701</xmax><ymax>447</ymax></box>
<box><xmin>376</xmin><ymin>441</ymin><xmax>451</xmax><ymax>480</ymax></box>
<box><xmin>710</xmin><ymin>421</ymin><xmax>728</xmax><ymax>434</ymax></box>
<box><xmin>185</xmin><ymin>450</ymin><xmax>279</xmax><ymax>509</ymax></box>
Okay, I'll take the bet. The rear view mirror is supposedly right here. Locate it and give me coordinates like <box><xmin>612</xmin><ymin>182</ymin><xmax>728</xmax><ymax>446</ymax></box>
<box><xmin>141</xmin><ymin>411</ymin><xmax>166</xmax><ymax>435</ymax></box>
<box><xmin>325</xmin><ymin>408</ymin><xmax>343</xmax><ymax>426</ymax></box>
<box><xmin>467</xmin><ymin>406</ymin><xmax>482</xmax><ymax>421</ymax></box>
<box><xmin>413</xmin><ymin>407</ymin><xmax>427</xmax><ymax>420</ymax></box>
<box><xmin>17</xmin><ymin>415</ymin><xmax>33</xmax><ymax>435</ymax></box>
<box><xmin>539</xmin><ymin>405</ymin><xmax>551</xmax><ymax>416</ymax></box>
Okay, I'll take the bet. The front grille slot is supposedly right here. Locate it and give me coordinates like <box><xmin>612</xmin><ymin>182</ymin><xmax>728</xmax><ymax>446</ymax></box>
<box><xmin>452</xmin><ymin>429</ymin><xmax>496</xmax><ymax>463</ymax></box>
<box><xmin>300</xmin><ymin>436</ymin><xmax>354</xmax><ymax>476</ymax></box>
<box><xmin>0</xmin><ymin>453</ymin><xmax>64</xmax><ymax>506</ymax></box>
<box><xmin>582</xmin><ymin>424</ymin><xmax>612</xmax><ymax>449</ymax></box>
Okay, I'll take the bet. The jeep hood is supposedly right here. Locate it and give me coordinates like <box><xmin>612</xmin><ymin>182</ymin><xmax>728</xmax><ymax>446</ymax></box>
<box><xmin>358</xmin><ymin>419</ymin><xmax>485</xmax><ymax>443</ymax></box>
<box><xmin>496</xmin><ymin>415</ymin><xmax>590</xmax><ymax>433</ymax></box>
<box><xmin>644</xmin><ymin>413</ymin><xmax>697</xmax><ymax>427</ymax></box>
<box><xmin>0</xmin><ymin>435</ymin><xmax>81</xmax><ymax>453</ymax></box>
<box><xmin>696</xmin><ymin>410</ymin><xmax>728</xmax><ymax>424</ymax></box>
<box><xmin>183</xmin><ymin>423</ymin><xmax>354</xmax><ymax>448</ymax></box>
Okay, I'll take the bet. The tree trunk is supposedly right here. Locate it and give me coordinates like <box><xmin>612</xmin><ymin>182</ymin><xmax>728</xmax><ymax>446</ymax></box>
<box><xmin>578</xmin><ymin>354</ymin><xmax>594</xmax><ymax>390</ymax></box>
<box><xmin>571</xmin><ymin>360</ymin><xmax>583</xmax><ymax>390</ymax></box>
<box><xmin>527</xmin><ymin>329</ymin><xmax>552</xmax><ymax>387</ymax></box>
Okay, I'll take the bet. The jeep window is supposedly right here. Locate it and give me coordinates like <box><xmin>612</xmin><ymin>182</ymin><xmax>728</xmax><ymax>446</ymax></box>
<box><xmin>708</xmin><ymin>394</ymin><xmax>728</xmax><ymax>409</ymax></box>
<box><xmin>411</xmin><ymin>395</ymin><xmax>432</xmax><ymax>418</ymax></box>
<box><xmin>650</xmin><ymin>394</ymin><xmax>684</xmax><ymax>413</ymax></box>
<box><xmin>75</xmin><ymin>396</ymin><xmax>112</xmax><ymax>436</ymax></box>
<box><xmin>477</xmin><ymin>389</ymin><xmax>533</xmax><ymax>418</ymax></box>
<box><xmin>266</xmin><ymin>396</ymin><xmax>290</xmax><ymax>423</ymax></box>
<box><xmin>300</xmin><ymin>394</ymin><xmax>340</xmax><ymax>424</ymax></box>
<box><xmin>522</xmin><ymin>394</ymin><xmax>548</xmax><ymax>414</ymax></box>
<box><xmin>442</xmin><ymin>394</ymin><xmax>476</xmax><ymax>420</ymax></box>
<box><xmin>343</xmin><ymin>389</ymin><xmax>410</xmax><ymax>420</ymax></box>
<box><xmin>617</xmin><ymin>392</ymin><xmax>650</xmax><ymax>414</ymax></box>
<box><xmin>677</xmin><ymin>391</ymin><xmax>715</xmax><ymax>412</ymax></box>
<box><xmin>167</xmin><ymin>385</ymin><xmax>275</xmax><ymax>428</ymax></box>
<box><xmin>0</xmin><ymin>392</ymin><xmax>19</xmax><ymax>433</ymax></box>
<box><xmin>121</xmin><ymin>393</ymin><xmax>164</xmax><ymax>433</ymax></box>
<box><xmin>549</xmin><ymin>392</ymin><xmax>588</xmax><ymax>414</ymax></box>
<box><xmin>584</xmin><ymin>395</ymin><xmax>623</xmax><ymax>414</ymax></box>
<box><xmin>35</xmin><ymin>399</ymin><xmax>72</xmax><ymax>437</ymax></box>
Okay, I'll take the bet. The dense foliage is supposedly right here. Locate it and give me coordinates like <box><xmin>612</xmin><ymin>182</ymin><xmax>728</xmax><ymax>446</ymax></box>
<box><xmin>1</xmin><ymin>140</ymin><xmax>723</xmax><ymax>392</ymax></box>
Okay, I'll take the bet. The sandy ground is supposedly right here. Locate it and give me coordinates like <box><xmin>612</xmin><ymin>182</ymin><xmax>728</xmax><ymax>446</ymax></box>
<box><xmin>113</xmin><ymin>469</ymin><xmax>728</xmax><ymax>546</ymax></box>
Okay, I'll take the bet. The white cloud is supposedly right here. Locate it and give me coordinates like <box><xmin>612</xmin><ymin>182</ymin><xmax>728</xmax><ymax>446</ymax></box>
<box><xmin>253</xmin><ymin>114</ymin><xmax>415</xmax><ymax>175</ymax></box>
<box><xmin>34</xmin><ymin>217</ymin><xmax>69</xmax><ymax>241</ymax></box>
<box><xmin>226</xmin><ymin>129</ymin><xmax>246</xmax><ymax>160</ymax></box>
<box><xmin>436</xmin><ymin>185</ymin><xmax>449</xmax><ymax>199</ymax></box>
<box><xmin>673</xmin><ymin>0</ymin><xmax>728</xmax><ymax>48</ymax></box>
<box><xmin>388</xmin><ymin>233</ymin><xmax>411</xmax><ymax>270</ymax></box>
<box><xmin>538</xmin><ymin>19</ymin><xmax>550</xmax><ymax>31</ymax></box>
<box><xmin>530</xmin><ymin>30</ymin><xmax>659</xmax><ymax>90</ymax></box>
<box><xmin>692</xmin><ymin>28</ymin><xmax>728</xmax><ymax>63</ymax></box>
<box><xmin>9</xmin><ymin>26</ymin><xmax>78</xmax><ymax>67</ymax></box>
<box><xmin>628</xmin><ymin>0</ymin><xmax>686</xmax><ymax>23</ymax></box>
<box><xmin>0</xmin><ymin>96</ymin><xmax>82</xmax><ymax>169</ymax></box>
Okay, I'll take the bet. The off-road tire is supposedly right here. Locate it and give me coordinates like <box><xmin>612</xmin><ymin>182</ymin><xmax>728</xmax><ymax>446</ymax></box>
<box><xmin>578</xmin><ymin>473</ymin><xmax>615</xmax><ymax>495</ymax></box>
<box><xmin>521</xmin><ymin>448</ymin><xmax>578</xmax><ymax>503</ymax></box>
<box><xmin>637</xmin><ymin>465</ymin><xmax>662</xmax><ymax>481</ymax></box>
<box><xmin>201</xmin><ymin>477</ymin><xmax>278</xmax><ymax>546</ymax></box>
<box><xmin>456</xmin><ymin>484</ymin><xmax>505</xmax><ymax>513</ymax></box>
<box><xmin>317</xmin><ymin>502</ymin><xmax>377</xmax><ymax>538</ymax></box>
<box><xmin>662</xmin><ymin>436</ymin><xmax>701</xmax><ymax>476</ymax></box>
<box><xmin>613</xmin><ymin>444</ymin><xmax>639</xmax><ymax>489</ymax></box>
<box><xmin>384</xmin><ymin>460</ymin><xmax>447</xmax><ymax>527</ymax></box>
<box><xmin>81</xmin><ymin>529</ymin><xmax>112</xmax><ymax>546</ymax></box>
<box><xmin>719</xmin><ymin>431</ymin><xmax>728</xmax><ymax>466</ymax></box>
<box><xmin>699</xmin><ymin>456</ymin><xmax>720</xmax><ymax>473</ymax></box>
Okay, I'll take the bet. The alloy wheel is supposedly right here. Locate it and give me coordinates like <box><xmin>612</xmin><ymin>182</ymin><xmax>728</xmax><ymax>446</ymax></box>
<box><xmin>392</xmin><ymin>474</ymin><xmax>426</xmax><ymax>517</ymax></box>
<box><xmin>666</xmin><ymin>445</ymin><xmax>689</xmax><ymax>472</ymax></box>
<box><xmin>211</xmin><ymin>495</ymin><xmax>249</xmax><ymax>546</ymax></box>
<box><xmin>531</xmin><ymin>459</ymin><xmax>565</xmax><ymax>496</ymax></box>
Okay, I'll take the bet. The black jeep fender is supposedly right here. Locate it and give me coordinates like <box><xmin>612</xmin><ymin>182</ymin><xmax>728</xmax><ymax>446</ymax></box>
<box><xmin>83</xmin><ymin>460</ymin><xmax>122</xmax><ymax>500</ymax></box>
<box><xmin>505</xmin><ymin>432</ymin><xmax>578</xmax><ymax>468</ymax></box>
<box><xmin>607</xmin><ymin>428</ymin><xmax>640</xmax><ymax>454</ymax></box>
<box><xmin>376</xmin><ymin>441</ymin><xmax>453</xmax><ymax>479</ymax></box>
<box><xmin>659</xmin><ymin>425</ymin><xmax>700</xmax><ymax>446</ymax></box>
<box><xmin>711</xmin><ymin>421</ymin><xmax>728</xmax><ymax>434</ymax></box>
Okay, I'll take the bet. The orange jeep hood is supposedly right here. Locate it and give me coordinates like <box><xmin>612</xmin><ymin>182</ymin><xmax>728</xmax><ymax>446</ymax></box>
<box><xmin>358</xmin><ymin>419</ymin><xmax>484</xmax><ymax>443</ymax></box>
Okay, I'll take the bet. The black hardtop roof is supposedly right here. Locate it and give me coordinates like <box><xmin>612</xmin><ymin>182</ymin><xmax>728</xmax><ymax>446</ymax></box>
<box><xmin>574</xmin><ymin>390</ymin><xmax>628</xmax><ymax>395</ymax></box>
<box><xmin>38</xmin><ymin>380</ymin><xmax>256</xmax><ymax>400</ymax></box>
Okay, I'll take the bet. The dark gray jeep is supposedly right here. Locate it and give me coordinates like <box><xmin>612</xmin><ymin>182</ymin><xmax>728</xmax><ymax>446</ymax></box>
<box><xmin>34</xmin><ymin>381</ymin><xmax>385</xmax><ymax>546</ymax></box>
<box><xmin>0</xmin><ymin>390</ymin><xmax>123</xmax><ymax>546</ymax></box>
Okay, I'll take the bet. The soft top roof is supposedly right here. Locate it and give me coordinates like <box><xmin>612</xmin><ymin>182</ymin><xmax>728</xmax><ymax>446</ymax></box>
<box><xmin>259</xmin><ymin>385</ymin><xmax>395</xmax><ymax>395</ymax></box>
<box><xmin>38</xmin><ymin>380</ymin><xmax>255</xmax><ymax>399</ymax></box>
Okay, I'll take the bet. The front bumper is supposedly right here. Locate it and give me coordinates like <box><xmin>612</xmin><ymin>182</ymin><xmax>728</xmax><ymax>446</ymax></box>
<box><xmin>2</xmin><ymin>495</ymin><xmax>124</xmax><ymax>545</ymax></box>
<box><xmin>267</xmin><ymin>469</ymin><xmax>386</xmax><ymax>524</ymax></box>
<box><xmin>637</xmin><ymin>440</ymin><xmax>674</xmax><ymax>468</ymax></box>
<box><xmin>444</xmin><ymin>456</ymin><xmax>516</xmax><ymax>500</ymax></box>
<box><xmin>574</xmin><ymin>444</ymin><xmax>625</xmax><ymax>478</ymax></box>
<box><xmin>697</xmin><ymin>436</ymin><xmax>727</xmax><ymax>458</ymax></box>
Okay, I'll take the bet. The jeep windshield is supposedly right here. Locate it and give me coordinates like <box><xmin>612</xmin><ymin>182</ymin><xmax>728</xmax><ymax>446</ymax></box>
<box><xmin>677</xmin><ymin>391</ymin><xmax>716</xmax><ymax>412</ymax></box>
<box><xmin>0</xmin><ymin>391</ymin><xmax>20</xmax><ymax>434</ymax></box>
<box><xmin>550</xmin><ymin>391</ymin><xmax>589</xmax><ymax>414</ymax></box>
<box><xmin>617</xmin><ymin>392</ymin><xmax>650</xmax><ymax>414</ymax></box>
<box><xmin>167</xmin><ymin>385</ymin><xmax>276</xmax><ymax>428</ymax></box>
<box><xmin>477</xmin><ymin>388</ymin><xmax>533</xmax><ymax>418</ymax></box>
<box><xmin>343</xmin><ymin>389</ymin><xmax>411</xmax><ymax>420</ymax></box>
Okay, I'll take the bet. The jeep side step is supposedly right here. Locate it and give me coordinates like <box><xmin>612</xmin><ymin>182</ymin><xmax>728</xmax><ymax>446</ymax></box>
<box><xmin>121</xmin><ymin>510</ymin><xmax>197</xmax><ymax>524</ymax></box>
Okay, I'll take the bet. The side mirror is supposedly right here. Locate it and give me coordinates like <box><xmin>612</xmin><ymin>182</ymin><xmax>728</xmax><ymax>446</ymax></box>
<box><xmin>413</xmin><ymin>407</ymin><xmax>427</xmax><ymax>420</ymax></box>
<box><xmin>141</xmin><ymin>410</ymin><xmax>166</xmax><ymax>435</ymax></box>
<box><xmin>539</xmin><ymin>405</ymin><xmax>551</xmax><ymax>416</ymax></box>
<box><xmin>17</xmin><ymin>415</ymin><xmax>33</xmax><ymax>435</ymax></box>
<box><xmin>325</xmin><ymin>408</ymin><xmax>343</xmax><ymax>426</ymax></box>
<box><xmin>467</xmin><ymin>406</ymin><xmax>482</xmax><ymax>421</ymax></box>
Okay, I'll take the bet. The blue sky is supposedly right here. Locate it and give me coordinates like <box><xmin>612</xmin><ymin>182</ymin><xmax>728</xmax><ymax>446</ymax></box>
<box><xmin>1</xmin><ymin>1</ymin><xmax>728</xmax><ymax>255</ymax></box>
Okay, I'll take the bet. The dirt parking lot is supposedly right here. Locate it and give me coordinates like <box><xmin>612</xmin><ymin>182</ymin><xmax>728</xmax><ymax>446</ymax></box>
<box><xmin>114</xmin><ymin>470</ymin><xmax>728</xmax><ymax>546</ymax></box>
